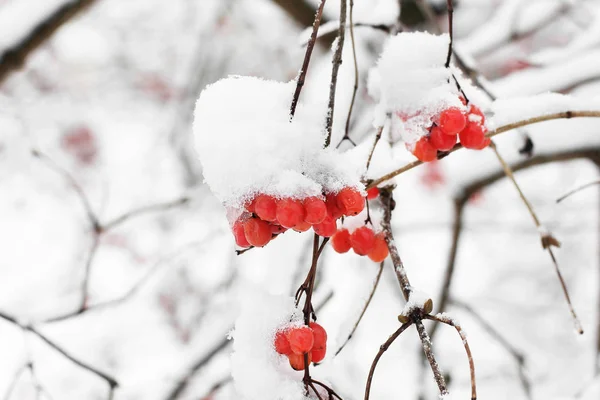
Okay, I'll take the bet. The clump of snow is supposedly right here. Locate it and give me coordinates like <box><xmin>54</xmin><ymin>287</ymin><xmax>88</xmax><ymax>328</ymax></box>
<box><xmin>368</xmin><ymin>32</ymin><xmax>465</xmax><ymax>145</ymax></box>
<box><xmin>193</xmin><ymin>76</ymin><xmax>365</xmax><ymax>217</ymax></box>
<box><xmin>230</xmin><ymin>285</ymin><xmax>308</xmax><ymax>400</ymax></box>
<box><xmin>399</xmin><ymin>289</ymin><xmax>433</xmax><ymax>318</ymax></box>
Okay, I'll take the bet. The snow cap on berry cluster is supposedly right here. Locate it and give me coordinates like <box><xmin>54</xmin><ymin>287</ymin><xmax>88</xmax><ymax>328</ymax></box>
<box><xmin>231</xmin><ymin>285</ymin><xmax>309</xmax><ymax>400</ymax></box>
<box><xmin>193</xmin><ymin>76</ymin><xmax>364</xmax><ymax>211</ymax></box>
<box><xmin>368</xmin><ymin>32</ymin><xmax>465</xmax><ymax>145</ymax></box>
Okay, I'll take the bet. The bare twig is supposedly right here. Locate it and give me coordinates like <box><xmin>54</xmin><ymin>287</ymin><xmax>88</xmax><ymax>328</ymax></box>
<box><xmin>2</xmin><ymin>364</ymin><xmax>27</xmax><ymax>400</ymax></box>
<box><xmin>414</xmin><ymin>320</ymin><xmax>448</xmax><ymax>397</ymax></box>
<box><xmin>557</xmin><ymin>179</ymin><xmax>600</xmax><ymax>203</ymax></box>
<box><xmin>365</xmin><ymin>126</ymin><xmax>384</xmax><ymax>173</ymax></box>
<box><xmin>102</xmin><ymin>197</ymin><xmax>190</xmax><ymax>231</ymax></box>
<box><xmin>445</xmin><ymin>0</ymin><xmax>454</xmax><ymax>68</ymax></box>
<box><xmin>343</xmin><ymin>0</ymin><xmax>359</xmax><ymax>145</ymax></box>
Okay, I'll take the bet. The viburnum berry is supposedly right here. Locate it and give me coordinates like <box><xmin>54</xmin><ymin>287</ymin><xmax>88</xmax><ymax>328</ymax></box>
<box><xmin>309</xmin><ymin>322</ymin><xmax>327</xmax><ymax>350</ymax></box>
<box><xmin>459</xmin><ymin>122</ymin><xmax>487</xmax><ymax>149</ymax></box>
<box><xmin>288</xmin><ymin>352</ymin><xmax>311</xmax><ymax>371</ymax></box>
<box><xmin>366</xmin><ymin>187</ymin><xmax>379</xmax><ymax>200</ymax></box>
<box><xmin>312</xmin><ymin>347</ymin><xmax>326</xmax><ymax>363</ymax></box>
<box><xmin>439</xmin><ymin>107</ymin><xmax>467</xmax><ymax>135</ymax></box>
<box><xmin>276</xmin><ymin>198</ymin><xmax>306</xmax><ymax>228</ymax></box>
<box><xmin>472</xmin><ymin>137</ymin><xmax>491</xmax><ymax>150</ymax></box>
<box><xmin>325</xmin><ymin>193</ymin><xmax>344</xmax><ymax>219</ymax></box>
<box><xmin>270</xmin><ymin>223</ymin><xmax>287</xmax><ymax>234</ymax></box>
<box><xmin>274</xmin><ymin>330</ymin><xmax>292</xmax><ymax>355</ymax></box>
<box><xmin>293</xmin><ymin>220</ymin><xmax>311</xmax><ymax>232</ymax></box>
<box><xmin>331</xmin><ymin>229</ymin><xmax>351</xmax><ymax>253</ymax></box>
<box><xmin>429</xmin><ymin>126</ymin><xmax>457</xmax><ymax>151</ymax></box>
<box><xmin>412</xmin><ymin>137</ymin><xmax>437</xmax><ymax>162</ymax></box>
<box><xmin>336</xmin><ymin>188</ymin><xmax>365</xmax><ymax>216</ymax></box>
<box><xmin>468</xmin><ymin>104</ymin><xmax>485</xmax><ymax>125</ymax></box>
<box><xmin>254</xmin><ymin>194</ymin><xmax>277</xmax><ymax>222</ymax></box>
<box><xmin>313</xmin><ymin>216</ymin><xmax>337</xmax><ymax>237</ymax></box>
<box><xmin>368</xmin><ymin>234</ymin><xmax>389</xmax><ymax>262</ymax></box>
<box><xmin>232</xmin><ymin>220</ymin><xmax>250</xmax><ymax>248</ymax></box>
<box><xmin>350</xmin><ymin>226</ymin><xmax>376</xmax><ymax>256</ymax></box>
<box><xmin>243</xmin><ymin>218</ymin><xmax>272</xmax><ymax>247</ymax></box>
<box><xmin>303</xmin><ymin>197</ymin><xmax>327</xmax><ymax>225</ymax></box>
<box><xmin>286</xmin><ymin>326</ymin><xmax>314</xmax><ymax>355</ymax></box>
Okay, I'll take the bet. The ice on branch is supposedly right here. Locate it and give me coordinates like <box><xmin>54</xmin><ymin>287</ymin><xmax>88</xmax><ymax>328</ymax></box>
<box><xmin>399</xmin><ymin>289</ymin><xmax>433</xmax><ymax>318</ymax></box>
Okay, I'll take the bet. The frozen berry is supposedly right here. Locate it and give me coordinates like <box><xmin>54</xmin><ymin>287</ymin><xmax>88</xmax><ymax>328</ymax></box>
<box><xmin>303</xmin><ymin>197</ymin><xmax>327</xmax><ymax>225</ymax></box>
<box><xmin>270</xmin><ymin>223</ymin><xmax>287</xmax><ymax>235</ymax></box>
<box><xmin>331</xmin><ymin>229</ymin><xmax>352</xmax><ymax>253</ymax></box>
<box><xmin>243</xmin><ymin>218</ymin><xmax>272</xmax><ymax>247</ymax></box>
<box><xmin>366</xmin><ymin>187</ymin><xmax>379</xmax><ymax>200</ymax></box>
<box><xmin>232</xmin><ymin>220</ymin><xmax>250</xmax><ymax>248</ymax></box>
<box><xmin>472</xmin><ymin>137</ymin><xmax>491</xmax><ymax>150</ymax></box>
<box><xmin>311</xmin><ymin>347</ymin><xmax>326</xmax><ymax>363</ymax></box>
<box><xmin>368</xmin><ymin>234</ymin><xmax>389</xmax><ymax>262</ymax></box>
<box><xmin>439</xmin><ymin>108</ymin><xmax>467</xmax><ymax>135</ymax></box>
<box><xmin>336</xmin><ymin>188</ymin><xmax>365</xmax><ymax>216</ymax></box>
<box><xmin>274</xmin><ymin>330</ymin><xmax>292</xmax><ymax>355</ymax></box>
<box><xmin>288</xmin><ymin>352</ymin><xmax>312</xmax><ymax>371</ymax></box>
<box><xmin>459</xmin><ymin>122</ymin><xmax>487</xmax><ymax>149</ymax></box>
<box><xmin>325</xmin><ymin>193</ymin><xmax>344</xmax><ymax>219</ymax></box>
<box><xmin>430</xmin><ymin>126</ymin><xmax>457</xmax><ymax>151</ymax></box>
<box><xmin>293</xmin><ymin>220</ymin><xmax>311</xmax><ymax>232</ymax></box>
<box><xmin>276</xmin><ymin>198</ymin><xmax>306</xmax><ymax>228</ymax></box>
<box><xmin>313</xmin><ymin>216</ymin><xmax>337</xmax><ymax>237</ymax></box>
<box><xmin>309</xmin><ymin>322</ymin><xmax>327</xmax><ymax>350</ymax></box>
<box><xmin>412</xmin><ymin>137</ymin><xmax>437</xmax><ymax>162</ymax></box>
<box><xmin>254</xmin><ymin>195</ymin><xmax>277</xmax><ymax>222</ymax></box>
<box><xmin>350</xmin><ymin>226</ymin><xmax>376</xmax><ymax>256</ymax></box>
<box><xmin>287</xmin><ymin>326</ymin><xmax>314</xmax><ymax>355</ymax></box>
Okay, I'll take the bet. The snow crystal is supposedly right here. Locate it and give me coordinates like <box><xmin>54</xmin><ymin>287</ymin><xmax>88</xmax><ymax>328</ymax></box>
<box><xmin>399</xmin><ymin>289</ymin><xmax>432</xmax><ymax>317</ymax></box>
<box><xmin>230</xmin><ymin>284</ymin><xmax>308</xmax><ymax>400</ymax></box>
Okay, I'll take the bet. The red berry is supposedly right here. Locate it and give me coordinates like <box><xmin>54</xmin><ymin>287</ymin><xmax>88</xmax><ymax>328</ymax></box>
<box><xmin>325</xmin><ymin>193</ymin><xmax>344</xmax><ymax>219</ymax></box>
<box><xmin>368</xmin><ymin>234</ymin><xmax>389</xmax><ymax>262</ymax></box>
<box><xmin>288</xmin><ymin>352</ymin><xmax>311</xmax><ymax>371</ymax></box>
<box><xmin>350</xmin><ymin>226</ymin><xmax>376</xmax><ymax>256</ymax></box>
<box><xmin>336</xmin><ymin>188</ymin><xmax>365</xmax><ymax>216</ymax></box>
<box><xmin>311</xmin><ymin>347</ymin><xmax>326</xmax><ymax>363</ymax></box>
<box><xmin>468</xmin><ymin>104</ymin><xmax>485</xmax><ymax>125</ymax></box>
<box><xmin>293</xmin><ymin>220</ymin><xmax>311</xmax><ymax>232</ymax></box>
<box><xmin>472</xmin><ymin>137</ymin><xmax>491</xmax><ymax>150</ymax></box>
<box><xmin>309</xmin><ymin>322</ymin><xmax>327</xmax><ymax>350</ymax></box>
<box><xmin>366</xmin><ymin>187</ymin><xmax>379</xmax><ymax>200</ymax></box>
<box><xmin>274</xmin><ymin>330</ymin><xmax>292</xmax><ymax>355</ymax></box>
<box><xmin>286</xmin><ymin>326</ymin><xmax>314</xmax><ymax>355</ymax></box>
<box><xmin>232</xmin><ymin>220</ymin><xmax>251</xmax><ymax>248</ymax></box>
<box><xmin>270</xmin><ymin>223</ymin><xmax>287</xmax><ymax>235</ymax></box>
<box><xmin>303</xmin><ymin>197</ymin><xmax>327</xmax><ymax>225</ymax></box>
<box><xmin>243</xmin><ymin>218</ymin><xmax>272</xmax><ymax>247</ymax></box>
<box><xmin>439</xmin><ymin>108</ymin><xmax>467</xmax><ymax>135</ymax></box>
<box><xmin>430</xmin><ymin>126</ymin><xmax>457</xmax><ymax>151</ymax></box>
<box><xmin>412</xmin><ymin>137</ymin><xmax>437</xmax><ymax>162</ymax></box>
<box><xmin>276</xmin><ymin>198</ymin><xmax>306</xmax><ymax>228</ymax></box>
<box><xmin>331</xmin><ymin>229</ymin><xmax>351</xmax><ymax>253</ymax></box>
<box><xmin>254</xmin><ymin>195</ymin><xmax>277</xmax><ymax>222</ymax></box>
<box><xmin>313</xmin><ymin>216</ymin><xmax>337</xmax><ymax>237</ymax></box>
<box><xmin>459</xmin><ymin>122</ymin><xmax>487</xmax><ymax>149</ymax></box>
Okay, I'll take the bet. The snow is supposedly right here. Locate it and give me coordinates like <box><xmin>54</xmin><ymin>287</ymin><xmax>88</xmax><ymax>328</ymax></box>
<box><xmin>399</xmin><ymin>289</ymin><xmax>432</xmax><ymax>318</ymax></box>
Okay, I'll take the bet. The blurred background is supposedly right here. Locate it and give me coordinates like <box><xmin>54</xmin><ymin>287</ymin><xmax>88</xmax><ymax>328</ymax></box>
<box><xmin>0</xmin><ymin>0</ymin><xmax>599</xmax><ymax>399</ymax></box>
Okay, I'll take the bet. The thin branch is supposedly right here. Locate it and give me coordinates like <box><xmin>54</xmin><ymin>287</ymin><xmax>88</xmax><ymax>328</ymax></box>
<box><xmin>77</xmin><ymin>234</ymin><xmax>100</xmax><ymax>312</ymax></box>
<box><xmin>414</xmin><ymin>320</ymin><xmax>449</xmax><ymax>397</ymax></box>
<box><xmin>290</xmin><ymin>0</ymin><xmax>327</xmax><ymax>117</ymax></box>
<box><xmin>324</xmin><ymin>0</ymin><xmax>347</xmax><ymax>147</ymax></box>
<box><xmin>335</xmin><ymin>261</ymin><xmax>384</xmax><ymax>356</ymax></box>
<box><xmin>2</xmin><ymin>364</ymin><xmax>27</xmax><ymax>400</ymax></box>
<box><xmin>365</xmin><ymin>126</ymin><xmax>384</xmax><ymax>173</ymax></box>
<box><xmin>445</xmin><ymin>0</ymin><xmax>454</xmax><ymax>68</ymax></box>
<box><xmin>364</xmin><ymin>322</ymin><xmax>412</xmax><ymax>400</ymax></box>
<box><xmin>0</xmin><ymin>0</ymin><xmax>98</xmax><ymax>85</ymax></box>
<box><xmin>367</xmin><ymin>111</ymin><xmax>600</xmax><ymax>189</ymax></box>
<box><xmin>557</xmin><ymin>179</ymin><xmax>600</xmax><ymax>203</ymax></box>
<box><xmin>102</xmin><ymin>197</ymin><xmax>190</xmax><ymax>231</ymax></box>
<box><xmin>343</xmin><ymin>0</ymin><xmax>359</xmax><ymax>144</ymax></box>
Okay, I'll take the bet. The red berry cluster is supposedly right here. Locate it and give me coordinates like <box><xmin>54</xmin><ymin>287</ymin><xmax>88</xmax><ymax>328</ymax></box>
<box><xmin>410</xmin><ymin>102</ymin><xmax>490</xmax><ymax>162</ymax></box>
<box><xmin>232</xmin><ymin>188</ymin><xmax>366</xmax><ymax>248</ymax></box>
<box><xmin>274</xmin><ymin>322</ymin><xmax>327</xmax><ymax>370</ymax></box>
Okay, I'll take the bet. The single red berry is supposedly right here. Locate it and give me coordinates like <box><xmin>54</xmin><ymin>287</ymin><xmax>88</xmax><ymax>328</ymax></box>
<box><xmin>439</xmin><ymin>108</ymin><xmax>467</xmax><ymax>135</ymax></box>
<box><xmin>242</xmin><ymin>217</ymin><xmax>272</xmax><ymax>247</ymax></box>
<box><xmin>270</xmin><ymin>223</ymin><xmax>287</xmax><ymax>235</ymax></box>
<box><xmin>254</xmin><ymin>195</ymin><xmax>277</xmax><ymax>222</ymax></box>
<box><xmin>367</xmin><ymin>234</ymin><xmax>389</xmax><ymax>262</ymax></box>
<box><xmin>366</xmin><ymin>187</ymin><xmax>379</xmax><ymax>200</ymax></box>
<box><xmin>313</xmin><ymin>216</ymin><xmax>337</xmax><ymax>237</ymax></box>
<box><xmin>325</xmin><ymin>193</ymin><xmax>344</xmax><ymax>219</ymax></box>
<box><xmin>311</xmin><ymin>347</ymin><xmax>326</xmax><ymax>363</ymax></box>
<box><xmin>303</xmin><ymin>197</ymin><xmax>327</xmax><ymax>225</ymax></box>
<box><xmin>288</xmin><ymin>352</ymin><xmax>311</xmax><ymax>371</ymax></box>
<box><xmin>274</xmin><ymin>330</ymin><xmax>292</xmax><ymax>355</ymax></box>
<box><xmin>412</xmin><ymin>137</ymin><xmax>437</xmax><ymax>162</ymax></box>
<box><xmin>468</xmin><ymin>104</ymin><xmax>485</xmax><ymax>125</ymax></box>
<box><xmin>293</xmin><ymin>220</ymin><xmax>311</xmax><ymax>232</ymax></box>
<box><xmin>350</xmin><ymin>226</ymin><xmax>376</xmax><ymax>256</ymax></box>
<box><xmin>429</xmin><ymin>126</ymin><xmax>457</xmax><ymax>151</ymax></box>
<box><xmin>331</xmin><ymin>229</ymin><xmax>351</xmax><ymax>253</ymax></box>
<box><xmin>336</xmin><ymin>188</ymin><xmax>365</xmax><ymax>216</ymax></box>
<box><xmin>276</xmin><ymin>198</ymin><xmax>306</xmax><ymax>228</ymax></box>
<box><xmin>232</xmin><ymin>220</ymin><xmax>250</xmax><ymax>248</ymax></box>
<box><xmin>309</xmin><ymin>322</ymin><xmax>327</xmax><ymax>350</ymax></box>
<box><xmin>459</xmin><ymin>122</ymin><xmax>487</xmax><ymax>149</ymax></box>
<box><xmin>286</xmin><ymin>326</ymin><xmax>314</xmax><ymax>355</ymax></box>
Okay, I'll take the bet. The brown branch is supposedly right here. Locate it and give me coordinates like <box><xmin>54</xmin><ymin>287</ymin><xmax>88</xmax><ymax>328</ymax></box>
<box><xmin>365</xmin><ymin>126</ymin><xmax>384</xmax><ymax>173</ymax></box>
<box><xmin>324</xmin><ymin>0</ymin><xmax>347</xmax><ymax>147</ymax></box>
<box><xmin>271</xmin><ymin>0</ymin><xmax>327</xmax><ymax>28</ymax></box>
<box><xmin>102</xmin><ymin>197</ymin><xmax>190</xmax><ymax>231</ymax></box>
<box><xmin>0</xmin><ymin>0</ymin><xmax>98</xmax><ymax>86</ymax></box>
<box><xmin>414</xmin><ymin>320</ymin><xmax>448</xmax><ymax>397</ymax></box>
<box><xmin>343</xmin><ymin>0</ymin><xmax>359</xmax><ymax>145</ymax></box>
<box><xmin>445</xmin><ymin>0</ymin><xmax>454</xmax><ymax>68</ymax></box>
<box><xmin>557</xmin><ymin>179</ymin><xmax>600</xmax><ymax>203</ymax></box>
